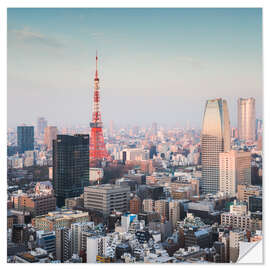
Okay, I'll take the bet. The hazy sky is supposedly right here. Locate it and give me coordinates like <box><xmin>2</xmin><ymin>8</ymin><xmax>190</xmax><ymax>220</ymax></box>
<box><xmin>7</xmin><ymin>8</ymin><xmax>262</xmax><ymax>129</ymax></box>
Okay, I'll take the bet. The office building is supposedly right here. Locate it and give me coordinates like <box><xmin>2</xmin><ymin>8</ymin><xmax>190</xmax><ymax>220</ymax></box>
<box><xmin>248</xmin><ymin>196</ymin><xmax>262</xmax><ymax>212</ymax></box>
<box><xmin>36</xmin><ymin>231</ymin><xmax>56</xmax><ymax>256</ymax></box>
<box><xmin>44</xmin><ymin>126</ymin><xmax>58</xmax><ymax>150</ymax></box>
<box><xmin>37</xmin><ymin>117</ymin><xmax>47</xmax><ymax>139</ymax></box>
<box><xmin>238</xmin><ymin>98</ymin><xmax>256</xmax><ymax>142</ymax></box>
<box><xmin>84</xmin><ymin>184</ymin><xmax>130</xmax><ymax>215</ymax></box>
<box><xmin>219</xmin><ymin>150</ymin><xmax>251</xmax><ymax>196</ymax></box>
<box><xmin>16</xmin><ymin>193</ymin><xmax>56</xmax><ymax>217</ymax></box>
<box><xmin>32</xmin><ymin>210</ymin><xmax>89</xmax><ymax>231</ymax></box>
<box><xmin>17</xmin><ymin>126</ymin><xmax>34</xmax><ymax>154</ymax></box>
<box><xmin>237</xmin><ymin>184</ymin><xmax>262</xmax><ymax>202</ymax></box>
<box><xmin>201</xmin><ymin>98</ymin><xmax>230</xmax><ymax>194</ymax></box>
<box><xmin>221</xmin><ymin>212</ymin><xmax>251</xmax><ymax>231</ymax></box>
<box><xmin>53</xmin><ymin>134</ymin><xmax>89</xmax><ymax>207</ymax></box>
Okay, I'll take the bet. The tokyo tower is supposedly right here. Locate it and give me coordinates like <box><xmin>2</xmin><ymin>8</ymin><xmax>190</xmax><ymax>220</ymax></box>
<box><xmin>89</xmin><ymin>52</ymin><xmax>109</xmax><ymax>167</ymax></box>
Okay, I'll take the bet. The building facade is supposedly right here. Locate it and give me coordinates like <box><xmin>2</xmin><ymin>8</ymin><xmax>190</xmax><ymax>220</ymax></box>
<box><xmin>238</xmin><ymin>98</ymin><xmax>256</xmax><ymax>142</ymax></box>
<box><xmin>84</xmin><ymin>184</ymin><xmax>130</xmax><ymax>215</ymax></box>
<box><xmin>44</xmin><ymin>126</ymin><xmax>58</xmax><ymax>150</ymax></box>
<box><xmin>219</xmin><ymin>150</ymin><xmax>251</xmax><ymax>196</ymax></box>
<box><xmin>201</xmin><ymin>98</ymin><xmax>230</xmax><ymax>194</ymax></box>
<box><xmin>53</xmin><ymin>134</ymin><xmax>89</xmax><ymax>207</ymax></box>
<box><xmin>17</xmin><ymin>126</ymin><xmax>34</xmax><ymax>154</ymax></box>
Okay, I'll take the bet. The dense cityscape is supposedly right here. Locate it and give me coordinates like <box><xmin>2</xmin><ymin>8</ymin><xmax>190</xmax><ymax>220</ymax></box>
<box><xmin>7</xmin><ymin>51</ymin><xmax>263</xmax><ymax>263</ymax></box>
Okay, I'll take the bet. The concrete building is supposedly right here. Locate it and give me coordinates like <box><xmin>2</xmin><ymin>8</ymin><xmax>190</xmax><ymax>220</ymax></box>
<box><xmin>65</xmin><ymin>195</ymin><xmax>84</xmax><ymax>209</ymax></box>
<box><xmin>129</xmin><ymin>195</ymin><xmax>141</xmax><ymax>214</ymax></box>
<box><xmin>56</xmin><ymin>227</ymin><xmax>72</xmax><ymax>262</ymax></box>
<box><xmin>32</xmin><ymin>210</ymin><xmax>89</xmax><ymax>231</ymax></box>
<box><xmin>155</xmin><ymin>200</ymin><xmax>169</xmax><ymax>221</ymax></box>
<box><xmin>201</xmin><ymin>98</ymin><xmax>230</xmax><ymax>194</ymax></box>
<box><xmin>89</xmin><ymin>167</ymin><xmax>104</xmax><ymax>182</ymax></box>
<box><xmin>36</xmin><ymin>231</ymin><xmax>56</xmax><ymax>256</ymax></box>
<box><xmin>219</xmin><ymin>150</ymin><xmax>251</xmax><ymax>196</ymax></box>
<box><xmin>230</xmin><ymin>200</ymin><xmax>247</xmax><ymax>216</ymax></box>
<box><xmin>229</xmin><ymin>229</ymin><xmax>244</xmax><ymax>262</ymax></box>
<box><xmin>237</xmin><ymin>184</ymin><xmax>262</xmax><ymax>202</ymax></box>
<box><xmin>71</xmin><ymin>221</ymin><xmax>95</xmax><ymax>255</ymax></box>
<box><xmin>15</xmin><ymin>193</ymin><xmax>56</xmax><ymax>217</ymax></box>
<box><xmin>221</xmin><ymin>213</ymin><xmax>251</xmax><ymax>231</ymax></box>
<box><xmin>86</xmin><ymin>236</ymin><xmax>109</xmax><ymax>263</ymax></box>
<box><xmin>84</xmin><ymin>184</ymin><xmax>130</xmax><ymax>215</ymax></box>
<box><xmin>169</xmin><ymin>200</ymin><xmax>181</xmax><ymax>229</ymax></box>
<box><xmin>238</xmin><ymin>98</ymin><xmax>256</xmax><ymax>142</ymax></box>
<box><xmin>142</xmin><ymin>199</ymin><xmax>154</xmax><ymax>213</ymax></box>
<box><xmin>44</xmin><ymin>126</ymin><xmax>58</xmax><ymax>150</ymax></box>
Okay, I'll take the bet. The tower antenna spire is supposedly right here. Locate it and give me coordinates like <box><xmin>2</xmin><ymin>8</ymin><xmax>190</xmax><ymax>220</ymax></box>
<box><xmin>89</xmin><ymin>51</ymin><xmax>109</xmax><ymax>167</ymax></box>
<box><xmin>95</xmin><ymin>50</ymin><xmax>98</xmax><ymax>79</ymax></box>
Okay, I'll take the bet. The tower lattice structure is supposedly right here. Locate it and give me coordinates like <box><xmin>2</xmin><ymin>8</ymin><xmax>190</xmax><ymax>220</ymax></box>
<box><xmin>89</xmin><ymin>52</ymin><xmax>109</xmax><ymax>167</ymax></box>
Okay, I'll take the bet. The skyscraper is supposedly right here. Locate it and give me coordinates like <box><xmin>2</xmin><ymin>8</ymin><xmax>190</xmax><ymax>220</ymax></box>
<box><xmin>37</xmin><ymin>117</ymin><xmax>47</xmax><ymax>139</ymax></box>
<box><xmin>238</xmin><ymin>98</ymin><xmax>256</xmax><ymax>142</ymax></box>
<box><xmin>44</xmin><ymin>126</ymin><xmax>58</xmax><ymax>150</ymax></box>
<box><xmin>219</xmin><ymin>150</ymin><xmax>251</xmax><ymax>197</ymax></box>
<box><xmin>53</xmin><ymin>134</ymin><xmax>89</xmax><ymax>207</ymax></box>
<box><xmin>201</xmin><ymin>98</ymin><xmax>230</xmax><ymax>194</ymax></box>
<box><xmin>17</xmin><ymin>126</ymin><xmax>34</xmax><ymax>154</ymax></box>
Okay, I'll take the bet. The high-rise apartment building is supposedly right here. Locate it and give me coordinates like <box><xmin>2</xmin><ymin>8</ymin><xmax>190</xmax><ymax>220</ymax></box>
<box><xmin>129</xmin><ymin>195</ymin><xmax>141</xmax><ymax>214</ymax></box>
<box><xmin>84</xmin><ymin>184</ymin><xmax>130</xmax><ymax>216</ymax></box>
<box><xmin>142</xmin><ymin>199</ymin><xmax>154</xmax><ymax>213</ymax></box>
<box><xmin>87</xmin><ymin>236</ymin><xmax>109</xmax><ymax>263</ymax></box>
<box><xmin>53</xmin><ymin>134</ymin><xmax>89</xmax><ymax>207</ymax></box>
<box><xmin>169</xmin><ymin>200</ymin><xmax>181</xmax><ymax>229</ymax></box>
<box><xmin>17</xmin><ymin>126</ymin><xmax>34</xmax><ymax>154</ymax></box>
<box><xmin>229</xmin><ymin>229</ymin><xmax>245</xmax><ymax>262</ymax></box>
<box><xmin>154</xmin><ymin>200</ymin><xmax>169</xmax><ymax>220</ymax></box>
<box><xmin>44</xmin><ymin>126</ymin><xmax>58</xmax><ymax>150</ymax></box>
<box><xmin>56</xmin><ymin>227</ymin><xmax>72</xmax><ymax>262</ymax></box>
<box><xmin>37</xmin><ymin>117</ymin><xmax>47</xmax><ymax>139</ymax></box>
<box><xmin>71</xmin><ymin>222</ymin><xmax>95</xmax><ymax>255</ymax></box>
<box><xmin>219</xmin><ymin>150</ymin><xmax>251</xmax><ymax>196</ymax></box>
<box><xmin>238</xmin><ymin>98</ymin><xmax>256</xmax><ymax>142</ymax></box>
<box><xmin>201</xmin><ymin>98</ymin><xmax>230</xmax><ymax>194</ymax></box>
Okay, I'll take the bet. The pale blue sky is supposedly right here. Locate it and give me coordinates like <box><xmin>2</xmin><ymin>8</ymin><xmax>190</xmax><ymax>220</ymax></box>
<box><xmin>7</xmin><ymin>8</ymin><xmax>262</xmax><ymax>128</ymax></box>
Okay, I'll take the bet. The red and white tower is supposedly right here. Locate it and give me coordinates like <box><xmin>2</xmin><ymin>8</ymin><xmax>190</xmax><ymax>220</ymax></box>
<box><xmin>89</xmin><ymin>52</ymin><xmax>109</xmax><ymax>167</ymax></box>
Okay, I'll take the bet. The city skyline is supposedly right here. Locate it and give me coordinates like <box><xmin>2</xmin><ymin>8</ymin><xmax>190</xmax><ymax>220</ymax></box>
<box><xmin>7</xmin><ymin>8</ymin><xmax>262</xmax><ymax>128</ymax></box>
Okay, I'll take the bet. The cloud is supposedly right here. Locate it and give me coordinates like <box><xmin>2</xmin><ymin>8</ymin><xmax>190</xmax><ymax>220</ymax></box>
<box><xmin>11</xmin><ymin>27</ymin><xmax>64</xmax><ymax>48</ymax></box>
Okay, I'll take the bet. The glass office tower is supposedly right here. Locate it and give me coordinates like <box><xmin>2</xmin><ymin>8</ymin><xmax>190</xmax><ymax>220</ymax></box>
<box><xmin>53</xmin><ymin>134</ymin><xmax>89</xmax><ymax>207</ymax></box>
<box><xmin>17</xmin><ymin>126</ymin><xmax>34</xmax><ymax>154</ymax></box>
<box><xmin>201</xmin><ymin>98</ymin><xmax>230</xmax><ymax>194</ymax></box>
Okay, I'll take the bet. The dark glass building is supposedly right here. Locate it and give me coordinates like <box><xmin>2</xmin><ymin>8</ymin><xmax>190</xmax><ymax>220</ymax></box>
<box><xmin>17</xmin><ymin>126</ymin><xmax>34</xmax><ymax>154</ymax></box>
<box><xmin>249</xmin><ymin>195</ymin><xmax>262</xmax><ymax>212</ymax></box>
<box><xmin>53</xmin><ymin>134</ymin><xmax>89</xmax><ymax>207</ymax></box>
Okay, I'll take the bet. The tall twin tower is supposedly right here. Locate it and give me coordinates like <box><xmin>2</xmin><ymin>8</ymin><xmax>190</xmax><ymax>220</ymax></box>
<box><xmin>89</xmin><ymin>53</ymin><xmax>109</xmax><ymax>167</ymax></box>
